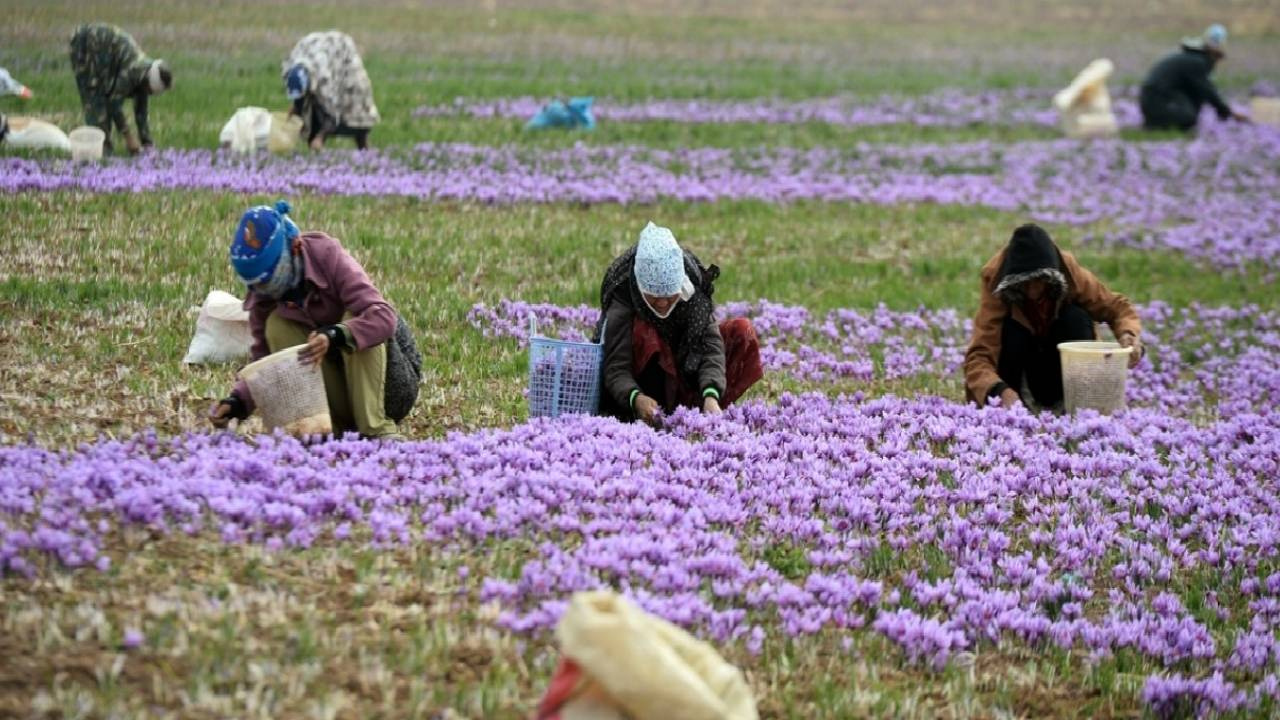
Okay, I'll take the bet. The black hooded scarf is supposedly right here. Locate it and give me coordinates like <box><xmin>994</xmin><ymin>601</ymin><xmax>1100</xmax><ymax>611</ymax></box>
<box><xmin>993</xmin><ymin>224</ymin><xmax>1069</xmax><ymax>305</ymax></box>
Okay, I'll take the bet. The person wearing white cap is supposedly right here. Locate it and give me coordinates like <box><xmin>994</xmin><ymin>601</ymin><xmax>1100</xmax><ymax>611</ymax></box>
<box><xmin>69</xmin><ymin>23</ymin><xmax>172</xmax><ymax>155</ymax></box>
<box><xmin>1140</xmin><ymin>23</ymin><xmax>1249</xmax><ymax>131</ymax></box>
<box><xmin>593</xmin><ymin>222</ymin><xmax>763</xmax><ymax>426</ymax></box>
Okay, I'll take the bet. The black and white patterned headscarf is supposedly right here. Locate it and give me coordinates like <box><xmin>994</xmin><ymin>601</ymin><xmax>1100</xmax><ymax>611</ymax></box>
<box><xmin>594</xmin><ymin>245</ymin><xmax>720</xmax><ymax>379</ymax></box>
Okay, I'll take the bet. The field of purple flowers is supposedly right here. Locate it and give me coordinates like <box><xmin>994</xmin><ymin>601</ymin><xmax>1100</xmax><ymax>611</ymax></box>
<box><xmin>411</xmin><ymin>87</ymin><xmax>1130</xmax><ymax>127</ymax></box>
<box><xmin>5</xmin><ymin>0</ymin><xmax>1280</xmax><ymax>716</ymax></box>
<box><xmin>4</xmin><ymin>388</ymin><xmax>1279</xmax><ymax>715</ymax></box>
<box><xmin>6</xmin><ymin>119</ymin><xmax>1277</xmax><ymax>270</ymax></box>
<box><xmin>4</xmin><ymin>295</ymin><xmax>1280</xmax><ymax>715</ymax></box>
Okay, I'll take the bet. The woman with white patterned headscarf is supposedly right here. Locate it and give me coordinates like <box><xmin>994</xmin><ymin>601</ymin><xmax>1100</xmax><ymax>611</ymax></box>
<box><xmin>594</xmin><ymin>222</ymin><xmax>763</xmax><ymax>426</ymax></box>
<box><xmin>282</xmin><ymin>31</ymin><xmax>380</xmax><ymax>150</ymax></box>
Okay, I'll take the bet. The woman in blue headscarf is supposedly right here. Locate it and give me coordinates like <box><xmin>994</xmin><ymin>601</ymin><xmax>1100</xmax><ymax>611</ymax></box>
<box><xmin>209</xmin><ymin>201</ymin><xmax>420</xmax><ymax>438</ymax></box>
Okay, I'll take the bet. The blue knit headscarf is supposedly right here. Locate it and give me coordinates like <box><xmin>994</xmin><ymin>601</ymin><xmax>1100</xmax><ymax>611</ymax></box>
<box><xmin>230</xmin><ymin>201</ymin><xmax>301</xmax><ymax>295</ymax></box>
<box><xmin>285</xmin><ymin>64</ymin><xmax>309</xmax><ymax>101</ymax></box>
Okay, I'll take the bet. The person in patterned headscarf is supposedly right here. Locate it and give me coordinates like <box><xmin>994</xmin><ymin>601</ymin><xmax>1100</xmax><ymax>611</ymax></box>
<box><xmin>282</xmin><ymin>31</ymin><xmax>380</xmax><ymax>150</ymax></box>
<box><xmin>593</xmin><ymin>222</ymin><xmax>763</xmax><ymax>426</ymax></box>
<box><xmin>68</xmin><ymin>23</ymin><xmax>171</xmax><ymax>155</ymax></box>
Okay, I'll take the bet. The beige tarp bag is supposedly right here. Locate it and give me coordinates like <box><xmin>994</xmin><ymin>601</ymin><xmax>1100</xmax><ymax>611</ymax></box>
<box><xmin>1053</xmin><ymin>59</ymin><xmax>1120</xmax><ymax>138</ymax></box>
<box><xmin>238</xmin><ymin>344</ymin><xmax>333</xmax><ymax>436</ymax></box>
<box><xmin>543</xmin><ymin>591</ymin><xmax>757</xmax><ymax>720</ymax></box>
<box><xmin>218</xmin><ymin>106</ymin><xmax>272</xmax><ymax>154</ymax></box>
<box><xmin>1252</xmin><ymin>97</ymin><xmax>1280</xmax><ymax>128</ymax></box>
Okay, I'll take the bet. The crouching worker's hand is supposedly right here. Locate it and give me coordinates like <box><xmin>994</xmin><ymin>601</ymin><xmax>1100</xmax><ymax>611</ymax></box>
<box><xmin>209</xmin><ymin>395</ymin><xmax>247</xmax><ymax>429</ymax></box>
<box><xmin>633</xmin><ymin>393</ymin><xmax>660</xmax><ymax>427</ymax></box>
<box><xmin>1118</xmin><ymin>331</ymin><xmax>1144</xmax><ymax>369</ymax></box>
<box><xmin>1000</xmin><ymin>387</ymin><xmax>1022</xmax><ymax>410</ymax></box>
<box><xmin>703</xmin><ymin>395</ymin><xmax>722</xmax><ymax>415</ymax></box>
<box><xmin>300</xmin><ymin>326</ymin><xmax>347</xmax><ymax>366</ymax></box>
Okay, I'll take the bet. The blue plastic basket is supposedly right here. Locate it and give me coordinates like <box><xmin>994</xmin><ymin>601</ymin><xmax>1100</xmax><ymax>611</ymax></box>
<box><xmin>527</xmin><ymin>317</ymin><xmax>605</xmax><ymax>418</ymax></box>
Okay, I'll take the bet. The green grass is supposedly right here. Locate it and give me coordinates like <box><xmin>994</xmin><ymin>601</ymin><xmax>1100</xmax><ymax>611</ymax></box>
<box><xmin>3</xmin><ymin>1</ymin><xmax>1280</xmax><ymax>718</ymax></box>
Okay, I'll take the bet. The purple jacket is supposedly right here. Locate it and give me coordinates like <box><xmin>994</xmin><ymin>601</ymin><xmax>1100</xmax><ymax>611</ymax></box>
<box><xmin>233</xmin><ymin>231</ymin><xmax>396</xmax><ymax>411</ymax></box>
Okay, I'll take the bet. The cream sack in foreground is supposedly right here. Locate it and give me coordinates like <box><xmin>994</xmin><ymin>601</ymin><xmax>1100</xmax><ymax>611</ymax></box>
<box><xmin>535</xmin><ymin>590</ymin><xmax>758</xmax><ymax>720</ymax></box>
<box><xmin>1054</xmin><ymin>59</ymin><xmax>1120</xmax><ymax>138</ymax></box>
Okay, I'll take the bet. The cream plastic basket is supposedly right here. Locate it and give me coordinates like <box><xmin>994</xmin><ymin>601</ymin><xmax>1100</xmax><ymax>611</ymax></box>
<box><xmin>68</xmin><ymin>126</ymin><xmax>105</xmax><ymax>161</ymax></box>
<box><xmin>1252</xmin><ymin>97</ymin><xmax>1280</xmax><ymax>128</ymax></box>
<box><xmin>1058</xmin><ymin>341</ymin><xmax>1133</xmax><ymax>414</ymax></box>
<box><xmin>238</xmin><ymin>344</ymin><xmax>332</xmax><ymax>435</ymax></box>
<box><xmin>268</xmin><ymin>111</ymin><xmax>303</xmax><ymax>153</ymax></box>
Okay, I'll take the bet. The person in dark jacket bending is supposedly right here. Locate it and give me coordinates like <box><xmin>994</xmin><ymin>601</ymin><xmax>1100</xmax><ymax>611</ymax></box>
<box><xmin>595</xmin><ymin>222</ymin><xmax>763</xmax><ymax>425</ymax></box>
<box><xmin>1140</xmin><ymin>24</ymin><xmax>1249</xmax><ymax>131</ymax></box>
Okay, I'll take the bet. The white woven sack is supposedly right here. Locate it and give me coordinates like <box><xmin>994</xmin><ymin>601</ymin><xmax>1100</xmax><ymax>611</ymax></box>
<box><xmin>183</xmin><ymin>290</ymin><xmax>253</xmax><ymax>364</ymax></box>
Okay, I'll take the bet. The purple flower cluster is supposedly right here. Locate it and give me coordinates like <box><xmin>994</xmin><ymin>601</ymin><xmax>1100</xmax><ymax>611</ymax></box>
<box><xmin>4</xmin><ymin>388</ymin><xmax>1280</xmax><ymax>710</ymax></box>
<box><xmin>5</xmin><ymin>122</ymin><xmax>1276</xmax><ymax>268</ymax></box>
<box><xmin>469</xmin><ymin>298</ymin><xmax>1280</xmax><ymax>417</ymax></box>
<box><xmin>411</xmin><ymin>88</ymin><xmax>1156</xmax><ymax>128</ymax></box>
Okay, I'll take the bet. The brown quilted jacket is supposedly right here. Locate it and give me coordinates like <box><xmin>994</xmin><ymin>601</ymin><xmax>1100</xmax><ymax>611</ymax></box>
<box><xmin>963</xmin><ymin>247</ymin><xmax>1142</xmax><ymax>403</ymax></box>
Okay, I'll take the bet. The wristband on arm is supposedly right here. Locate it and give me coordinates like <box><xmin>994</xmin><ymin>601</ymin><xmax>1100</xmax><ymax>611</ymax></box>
<box><xmin>318</xmin><ymin>324</ymin><xmax>350</xmax><ymax>358</ymax></box>
<box><xmin>987</xmin><ymin>381</ymin><xmax>1009</xmax><ymax>399</ymax></box>
<box><xmin>222</xmin><ymin>394</ymin><xmax>249</xmax><ymax>420</ymax></box>
<box><xmin>702</xmin><ymin>387</ymin><xmax>721</xmax><ymax>400</ymax></box>
<box><xmin>628</xmin><ymin>388</ymin><xmax>641</xmax><ymax>409</ymax></box>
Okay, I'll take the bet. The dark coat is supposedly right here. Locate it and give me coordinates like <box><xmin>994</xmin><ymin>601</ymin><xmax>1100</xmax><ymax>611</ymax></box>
<box><xmin>595</xmin><ymin>247</ymin><xmax>726</xmax><ymax>412</ymax></box>
<box><xmin>963</xmin><ymin>233</ymin><xmax>1141</xmax><ymax>404</ymax></box>
<box><xmin>1140</xmin><ymin>49</ymin><xmax>1232</xmax><ymax>128</ymax></box>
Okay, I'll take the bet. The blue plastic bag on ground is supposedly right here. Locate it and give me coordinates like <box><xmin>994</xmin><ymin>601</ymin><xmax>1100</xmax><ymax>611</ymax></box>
<box><xmin>526</xmin><ymin>96</ymin><xmax>595</xmax><ymax>130</ymax></box>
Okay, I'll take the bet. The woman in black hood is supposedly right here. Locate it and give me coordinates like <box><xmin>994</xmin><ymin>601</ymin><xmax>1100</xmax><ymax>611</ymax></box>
<box><xmin>964</xmin><ymin>224</ymin><xmax>1144</xmax><ymax>410</ymax></box>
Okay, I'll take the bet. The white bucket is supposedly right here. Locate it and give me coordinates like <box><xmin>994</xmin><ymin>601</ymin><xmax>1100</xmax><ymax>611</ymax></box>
<box><xmin>1058</xmin><ymin>341</ymin><xmax>1133</xmax><ymax>414</ymax></box>
<box><xmin>238</xmin><ymin>344</ymin><xmax>332</xmax><ymax>436</ymax></box>
<box><xmin>68</xmin><ymin>126</ymin><xmax>105</xmax><ymax>161</ymax></box>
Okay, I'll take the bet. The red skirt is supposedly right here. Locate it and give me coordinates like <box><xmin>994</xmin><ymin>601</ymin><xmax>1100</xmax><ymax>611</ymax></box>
<box><xmin>632</xmin><ymin>317</ymin><xmax>764</xmax><ymax>411</ymax></box>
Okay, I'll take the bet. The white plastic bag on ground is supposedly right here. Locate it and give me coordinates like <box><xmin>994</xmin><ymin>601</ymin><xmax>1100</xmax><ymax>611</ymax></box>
<box><xmin>1053</xmin><ymin>59</ymin><xmax>1119</xmax><ymax>138</ymax></box>
<box><xmin>183</xmin><ymin>290</ymin><xmax>253</xmax><ymax>364</ymax></box>
<box><xmin>3</xmin><ymin>117</ymin><xmax>71</xmax><ymax>152</ymax></box>
<box><xmin>218</xmin><ymin>107</ymin><xmax>272</xmax><ymax>154</ymax></box>
<box><xmin>537</xmin><ymin>590</ymin><xmax>758</xmax><ymax>720</ymax></box>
